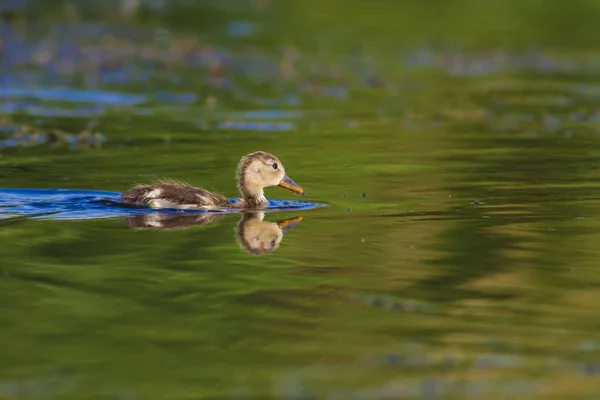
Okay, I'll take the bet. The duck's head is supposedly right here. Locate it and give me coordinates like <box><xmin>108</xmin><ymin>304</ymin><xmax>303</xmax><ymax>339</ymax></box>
<box><xmin>236</xmin><ymin>151</ymin><xmax>304</xmax><ymax>203</ymax></box>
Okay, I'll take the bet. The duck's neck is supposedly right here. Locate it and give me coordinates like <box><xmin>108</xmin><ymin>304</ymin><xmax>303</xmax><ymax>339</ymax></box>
<box><xmin>237</xmin><ymin>180</ymin><xmax>268</xmax><ymax>208</ymax></box>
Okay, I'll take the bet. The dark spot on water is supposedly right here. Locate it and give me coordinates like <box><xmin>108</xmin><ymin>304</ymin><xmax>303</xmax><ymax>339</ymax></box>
<box><xmin>360</xmin><ymin>193</ymin><xmax>368</xmax><ymax>197</ymax></box>
<box><xmin>384</xmin><ymin>353</ymin><xmax>406</xmax><ymax>365</ymax></box>
<box><xmin>226</xmin><ymin>21</ymin><xmax>256</xmax><ymax>38</ymax></box>
<box><xmin>370</xmin><ymin>297</ymin><xmax>386</xmax><ymax>307</ymax></box>
<box><xmin>475</xmin><ymin>357</ymin><xmax>495</xmax><ymax>368</ymax></box>
<box><xmin>471</xmin><ymin>200</ymin><xmax>483</xmax><ymax>205</ymax></box>
<box><xmin>581</xmin><ymin>363</ymin><xmax>600</xmax><ymax>375</ymax></box>
<box><xmin>346</xmin><ymin>208</ymin><xmax>352</xmax><ymax>211</ymax></box>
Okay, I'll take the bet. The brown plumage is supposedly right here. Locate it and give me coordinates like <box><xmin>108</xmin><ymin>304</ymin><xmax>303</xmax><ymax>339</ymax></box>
<box><xmin>120</xmin><ymin>151</ymin><xmax>304</xmax><ymax>210</ymax></box>
<box><xmin>120</xmin><ymin>181</ymin><xmax>231</xmax><ymax>209</ymax></box>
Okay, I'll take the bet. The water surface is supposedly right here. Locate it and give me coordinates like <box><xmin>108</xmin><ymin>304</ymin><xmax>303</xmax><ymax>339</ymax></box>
<box><xmin>2</xmin><ymin>3</ymin><xmax>600</xmax><ymax>400</ymax></box>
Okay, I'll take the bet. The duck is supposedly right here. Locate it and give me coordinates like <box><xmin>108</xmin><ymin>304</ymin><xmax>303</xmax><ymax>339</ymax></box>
<box><xmin>120</xmin><ymin>151</ymin><xmax>304</xmax><ymax>209</ymax></box>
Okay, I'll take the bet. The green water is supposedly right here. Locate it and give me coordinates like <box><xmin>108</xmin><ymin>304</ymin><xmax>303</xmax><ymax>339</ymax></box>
<box><xmin>3</xmin><ymin>2</ymin><xmax>600</xmax><ymax>399</ymax></box>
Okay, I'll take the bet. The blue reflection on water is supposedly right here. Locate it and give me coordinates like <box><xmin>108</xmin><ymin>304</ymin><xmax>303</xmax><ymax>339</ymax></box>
<box><xmin>0</xmin><ymin>189</ymin><xmax>325</xmax><ymax>220</ymax></box>
<box><xmin>0</xmin><ymin>87</ymin><xmax>148</xmax><ymax>106</ymax></box>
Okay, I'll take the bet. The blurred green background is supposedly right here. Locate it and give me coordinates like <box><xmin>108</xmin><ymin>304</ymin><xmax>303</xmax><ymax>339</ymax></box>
<box><xmin>2</xmin><ymin>0</ymin><xmax>600</xmax><ymax>399</ymax></box>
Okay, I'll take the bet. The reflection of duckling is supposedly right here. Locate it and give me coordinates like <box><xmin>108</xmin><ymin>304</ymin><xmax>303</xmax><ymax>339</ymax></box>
<box><xmin>126</xmin><ymin>212</ymin><xmax>223</xmax><ymax>229</ymax></box>
<box><xmin>125</xmin><ymin>211</ymin><xmax>302</xmax><ymax>255</ymax></box>
<box><xmin>121</xmin><ymin>151</ymin><xmax>304</xmax><ymax>210</ymax></box>
<box><xmin>237</xmin><ymin>212</ymin><xmax>302</xmax><ymax>255</ymax></box>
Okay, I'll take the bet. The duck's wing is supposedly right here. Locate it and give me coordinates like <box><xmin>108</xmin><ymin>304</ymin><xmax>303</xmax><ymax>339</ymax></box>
<box><xmin>120</xmin><ymin>183</ymin><xmax>231</xmax><ymax>209</ymax></box>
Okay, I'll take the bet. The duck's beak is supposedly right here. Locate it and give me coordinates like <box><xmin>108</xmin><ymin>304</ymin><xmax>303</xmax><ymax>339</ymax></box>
<box><xmin>278</xmin><ymin>175</ymin><xmax>304</xmax><ymax>195</ymax></box>
<box><xmin>277</xmin><ymin>216</ymin><xmax>303</xmax><ymax>234</ymax></box>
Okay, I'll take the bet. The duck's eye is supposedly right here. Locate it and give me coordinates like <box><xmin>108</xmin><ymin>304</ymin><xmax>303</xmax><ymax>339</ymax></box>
<box><xmin>272</xmin><ymin>163</ymin><xmax>278</xmax><ymax>169</ymax></box>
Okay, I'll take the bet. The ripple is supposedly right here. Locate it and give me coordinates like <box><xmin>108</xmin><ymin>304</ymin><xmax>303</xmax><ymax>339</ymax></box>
<box><xmin>0</xmin><ymin>189</ymin><xmax>325</xmax><ymax>221</ymax></box>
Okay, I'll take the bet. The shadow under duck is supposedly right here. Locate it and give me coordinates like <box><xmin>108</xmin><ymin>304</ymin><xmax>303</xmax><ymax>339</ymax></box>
<box><xmin>120</xmin><ymin>151</ymin><xmax>304</xmax><ymax>209</ymax></box>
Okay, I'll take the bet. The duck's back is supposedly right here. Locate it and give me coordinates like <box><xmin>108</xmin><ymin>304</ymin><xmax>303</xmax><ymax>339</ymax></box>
<box><xmin>120</xmin><ymin>182</ymin><xmax>231</xmax><ymax>210</ymax></box>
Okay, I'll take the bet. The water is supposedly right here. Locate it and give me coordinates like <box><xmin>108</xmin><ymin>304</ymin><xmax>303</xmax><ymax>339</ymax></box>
<box><xmin>3</xmin><ymin>2</ymin><xmax>600</xmax><ymax>399</ymax></box>
<box><xmin>0</xmin><ymin>188</ymin><xmax>324</xmax><ymax>220</ymax></box>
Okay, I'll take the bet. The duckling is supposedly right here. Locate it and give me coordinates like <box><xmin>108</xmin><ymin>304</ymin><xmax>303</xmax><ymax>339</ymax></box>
<box><xmin>120</xmin><ymin>151</ymin><xmax>304</xmax><ymax>210</ymax></box>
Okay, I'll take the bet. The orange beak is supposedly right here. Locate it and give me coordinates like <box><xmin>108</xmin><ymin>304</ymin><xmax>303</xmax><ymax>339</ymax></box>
<box><xmin>277</xmin><ymin>216</ymin><xmax>303</xmax><ymax>234</ymax></box>
<box><xmin>278</xmin><ymin>174</ymin><xmax>304</xmax><ymax>195</ymax></box>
